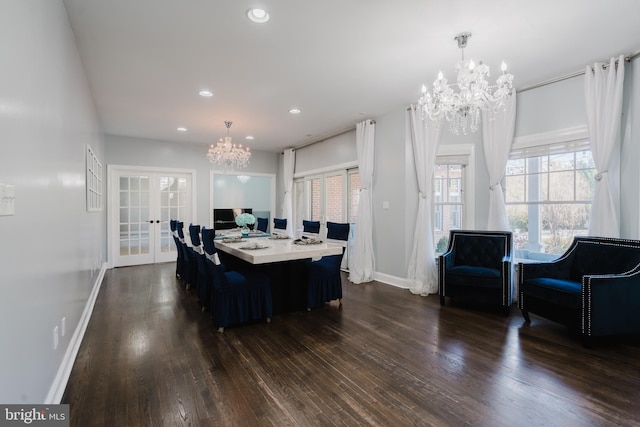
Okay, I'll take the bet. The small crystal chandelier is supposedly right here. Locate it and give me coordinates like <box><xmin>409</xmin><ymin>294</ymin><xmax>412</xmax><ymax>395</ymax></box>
<box><xmin>206</xmin><ymin>121</ymin><xmax>251</xmax><ymax>169</ymax></box>
<box><xmin>418</xmin><ymin>32</ymin><xmax>514</xmax><ymax>135</ymax></box>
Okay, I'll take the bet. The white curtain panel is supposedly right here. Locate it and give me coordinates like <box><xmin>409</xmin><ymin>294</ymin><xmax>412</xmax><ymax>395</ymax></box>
<box><xmin>481</xmin><ymin>92</ymin><xmax>517</xmax><ymax>231</ymax></box>
<box><xmin>407</xmin><ymin>106</ymin><xmax>442</xmax><ymax>296</ymax></box>
<box><xmin>585</xmin><ymin>55</ymin><xmax>625</xmax><ymax>238</ymax></box>
<box><xmin>281</xmin><ymin>148</ymin><xmax>295</xmax><ymax>237</ymax></box>
<box><xmin>348</xmin><ymin>120</ymin><xmax>376</xmax><ymax>284</ymax></box>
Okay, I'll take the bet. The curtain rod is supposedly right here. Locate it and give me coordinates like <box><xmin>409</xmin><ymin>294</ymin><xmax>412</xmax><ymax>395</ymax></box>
<box><xmin>284</xmin><ymin>119</ymin><xmax>376</xmax><ymax>153</ymax></box>
<box><xmin>517</xmin><ymin>51</ymin><xmax>639</xmax><ymax>93</ymax></box>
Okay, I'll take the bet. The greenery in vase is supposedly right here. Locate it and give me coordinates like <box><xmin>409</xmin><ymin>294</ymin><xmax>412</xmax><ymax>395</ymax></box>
<box><xmin>235</xmin><ymin>213</ymin><xmax>256</xmax><ymax>227</ymax></box>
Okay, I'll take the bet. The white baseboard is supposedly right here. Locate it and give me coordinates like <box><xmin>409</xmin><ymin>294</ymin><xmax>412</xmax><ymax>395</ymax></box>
<box><xmin>45</xmin><ymin>262</ymin><xmax>107</xmax><ymax>404</ymax></box>
<box><xmin>372</xmin><ymin>271</ymin><xmax>412</xmax><ymax>289</ymax></box>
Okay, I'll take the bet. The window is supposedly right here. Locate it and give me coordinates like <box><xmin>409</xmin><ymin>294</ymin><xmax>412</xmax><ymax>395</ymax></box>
<box><xmin>86</xmin><ymin>145</ymin><xmax>103</xmax><ymax>211</ymax></box>
<box><xmin>505</xmin><ymin>133</ymin><xmax>595</xmax><ymax>258</ymax></box>
<box><xmin>434</xmin><ymin>161</ymin><xmax>467</xmax><ymax>253</ymax></box>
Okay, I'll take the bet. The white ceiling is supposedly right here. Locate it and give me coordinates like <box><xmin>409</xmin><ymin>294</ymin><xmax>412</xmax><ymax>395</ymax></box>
<box><xmin>63</xmin><ymin>0</ymin><xmax>640</xmax><ymax>153</ymax></box>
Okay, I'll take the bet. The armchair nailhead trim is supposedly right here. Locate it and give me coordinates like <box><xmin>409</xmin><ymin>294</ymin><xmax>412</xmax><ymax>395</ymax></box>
<box><xmin>582</xmin><ymin>277</ymin><xmax>591</xmax><ymax>336</ymax></box>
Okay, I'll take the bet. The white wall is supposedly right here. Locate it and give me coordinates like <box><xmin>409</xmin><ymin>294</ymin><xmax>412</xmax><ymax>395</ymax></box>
<box><xmin>0</xmin><ymin>0</ymin><xmax>106</xmax><ymax>403</ymax></box>
<box><xmin>105</xmin><ymin>134</ymin><xmax>279</xmax><ymax>228</ymax></box>
<box><xmin>515</xmin><ymin>76</ymin><xmax>587</xmax><ymax>137</ymax></box>
<box><xmin>372</xmin><ymin>109</ymin><xmax>414</xmax><ymax>278</ymax></box>
<box><xmin>294</xmin><ymin>130</ymin><xmax>357</xmax><ymax>174</ymax></box>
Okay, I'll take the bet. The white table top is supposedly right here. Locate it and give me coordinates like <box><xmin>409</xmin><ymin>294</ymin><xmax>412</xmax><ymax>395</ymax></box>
<box><xmin>215</xmin><ymin>236</ymin><xmax>343</xmax><ymax>264</ymax></box>
<box><xmin>214</xmin><ymin>228</ymin><xmax>270</xmax><ymax>240</ymax></box>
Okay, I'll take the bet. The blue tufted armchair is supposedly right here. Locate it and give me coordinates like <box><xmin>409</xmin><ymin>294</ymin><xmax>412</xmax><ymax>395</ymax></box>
<box><xmin>439</xmin><ymin>230</ymin><xmax>513</xmax><ymax>315</ymax></box>
<box><xmin>519</xmin><ymin>236</ymin><xmax>640</xmax><ymax>344</ymax></box>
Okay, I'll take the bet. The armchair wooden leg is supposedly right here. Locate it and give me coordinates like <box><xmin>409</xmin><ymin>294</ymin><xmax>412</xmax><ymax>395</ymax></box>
<box><xmin>440</xmin><ymin>295</ymin><xmax>445</xmax><ymax>306</ymax></box>
<box><xmin>580</xmin><ymin>336</ymin><xmax>594</xmax><ymax>349</ymax></box>
<box><xmin>520</xmin><ymin>308</ymin><xmax>531</xmax><ymax>323</ymax></box>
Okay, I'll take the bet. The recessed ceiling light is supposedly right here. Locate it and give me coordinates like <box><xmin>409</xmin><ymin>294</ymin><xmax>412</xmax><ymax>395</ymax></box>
<box><xmin>177</xmin><ymin>127</ymin><xmax>187</xmax><ymax>132</ymax></box>
<box><xmin>198</xmin><ymin>89</ymin><xmax>213</xmax><ymax>97</ymax></box>
<box><xmin>245</xmin><ymin>136</ymin><xmax>255</xmax><ymax>140</ymax></box>
<box><xmin>247</xmin><ymin>8</ymin><xmax>270</xmax><ymax>23</ymax></box>
<box><xmin>289</xmin><ymin>108</ymin><xmax>301</xmax><ymax>114</ymax></box>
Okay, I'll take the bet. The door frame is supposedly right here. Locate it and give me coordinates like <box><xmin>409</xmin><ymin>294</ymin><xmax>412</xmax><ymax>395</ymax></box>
<box><xmin>107</xmin><ymin>164</ymin><xmax>197</xmax><ymax>268</ymax></box>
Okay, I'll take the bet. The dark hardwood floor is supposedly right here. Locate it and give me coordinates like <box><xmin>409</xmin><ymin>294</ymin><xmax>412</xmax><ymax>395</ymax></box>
<box><xmin>63</xmin><ymin>263</ymin><xmax>640</xmax><ymax>426</ymax></box>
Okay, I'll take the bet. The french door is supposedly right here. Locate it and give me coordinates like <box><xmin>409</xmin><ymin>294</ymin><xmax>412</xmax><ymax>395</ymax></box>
<box><xmin>294</xmin><ymin>169</ymin><xmax>359</xmax><ymax>269</ymax></box>
<box><xmin>294</xmin><ymin>171</ymin><xmax>347</xmax><ymax>234</ymax></box>
<box><xmin>110</xmin><ymin>167</ymin><xmax>193</xmax><ymax>267</ymax></box>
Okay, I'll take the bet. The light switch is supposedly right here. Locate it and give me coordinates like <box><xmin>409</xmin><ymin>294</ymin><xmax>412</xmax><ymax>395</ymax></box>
<box><xmin>383</xmin><ymin>201</ymin><xmax>390</xmax><ymax>210</ymax></box>
<box><xmin>0</xmin><ymin>183</ymin><xmax>15</xmax><ymax>216</ymax></box>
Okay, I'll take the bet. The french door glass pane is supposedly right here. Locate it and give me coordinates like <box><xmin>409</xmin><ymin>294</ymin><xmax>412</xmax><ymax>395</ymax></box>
<box><xmin>325</xmin><ymin>175</ymin><xmax>343</xmax><ymax>223</ymax></box>
<box><xmin>294</xmin><ymin>180</ymin><xmax>306</xmax><ymax>232</ymax></box>
<box><xmin>119</xmin><ymin>176</ymin><xmax>151</xmax><ymax>256</ymax></box>
<box><xmin>159</xmin><ymin>176</ymin><xmax>188</xmax><ymax>253</ymax></box>
<box><xmin>310</xmin><ymin>178</ymin><xmax>321</xmax><ymax>221</ymax></box>
<box><xmin>349</xmin><ymin>173</ymin><xmax>360</xmax><ymax>224</ymax></box>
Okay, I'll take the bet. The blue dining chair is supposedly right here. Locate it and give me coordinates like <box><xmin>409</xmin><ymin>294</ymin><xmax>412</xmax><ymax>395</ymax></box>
<box><xmin>273</xmin><ymin>218</ymin><xmax>287</xmax><ymax>231</ymax></box>
<box><xmin>205</xmin><ymin>242</ymin><xmax>273</xmax><ymax>332</ymax></box>
<box><xmin>305</xmin><ymin>221</ymin><xmax>350</xmax><ymax>310</ymax></box>
<box><xmin>302</xmin><ymin>220</ymin><xmax>320</xmax><ymax>237</ymax></box>
<box><xmin>186</xmin><ymin>223</ymin><xmax>202</xmax><ymax>290</ymax></box>
<box><xmin>256</xmin><ymin>217</ymin><xmax>269</xmax><ymax>233</ymax></box>
<box><xmin>194</xmin><ymin>226</ymin><xmax>215</xmax><ymax>310</ymax></box>
<box><xmin>170</xmin><ymin>219</ymin><xmax>184</xmax><ymax>279</ymax></box>
<box><xmin>176</xmin><ymin>221</ymin><xmax>195</xmax><ymax>287</ymax></box>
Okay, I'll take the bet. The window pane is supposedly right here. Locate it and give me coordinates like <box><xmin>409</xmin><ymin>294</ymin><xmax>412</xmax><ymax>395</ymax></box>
<box><xmin>549</xmin><ymin>153</ymin><xmax>575</xmax><ymax>171</ymax></box>
<box><xmin>576</xmin><ymin>170</ymin><xmax>595</xmax><ymax>200</ymax></box>
<box><xmin>549</xmin><ymin>171</ymin><xmax>574</xmax><ymax>201</ymax></box>
<box><xmin>505</xmin><ymin>175</ymin><xmax>524</xmax><ymax>203</ymax></box>
<box><xmin>506</xmin><ymin>158</ymin><xmax>525</xmax><ymax>175</ymax></box>
<box><xmin>433</xmin><ymin>164</ymin><xmax>464</xmax><ymax>252</ymax></box>
<box><xmin>505</xmin><ymin>147</ymin><xmax>595</xmax><ymax>258</ymax></box>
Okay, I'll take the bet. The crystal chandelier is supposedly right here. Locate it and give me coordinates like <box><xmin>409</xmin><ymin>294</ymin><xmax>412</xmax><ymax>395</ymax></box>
<box><xmin>206</xmin><ymin>121</ymin><xmax>251</xmax><ymax>169</ymax></box>
<box><xmin>418</xmin><ymin>32</ymin><xmax>514</xmax><ymax>135</ymax></box>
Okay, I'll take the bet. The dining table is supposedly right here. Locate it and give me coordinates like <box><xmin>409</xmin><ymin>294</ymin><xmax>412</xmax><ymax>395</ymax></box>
<box><xmin>214</xmin><ymin>234</ymin><xmax>343</xmax><ymax>264</ymax></box>
<box><xmin>215</xmin><ymin>235</ymin><xmax>344</xmax><ymax>313</ymax></box>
